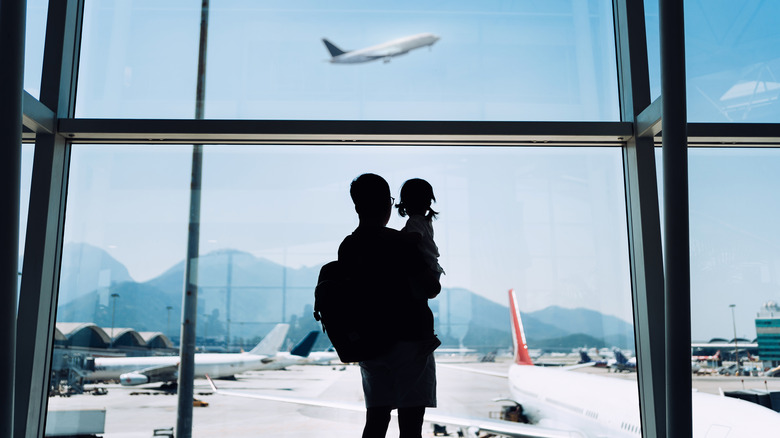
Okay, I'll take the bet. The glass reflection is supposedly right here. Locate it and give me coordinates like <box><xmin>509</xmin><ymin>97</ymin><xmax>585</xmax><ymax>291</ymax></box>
<box><xmin>645</xmin><ymin>1</ymin><xmax>780</xmax><ymax>122</ymax></box>
<box><xmin>24</xmin><ymin>0</ymin><xmax>49</xmax><ymax>98</ymax></box>
<box><xmin>76</xmin><ymin>1</ymin><xmax>619</xmax><ymax>121</ymax></box>
<box><xmin>654</xmin><ymin>147</ymin><xmax>780</xmax><ymax>435</ymax></box>
<box><xmin>18</xmin><ymin>145</ymin><xmax>35</xmax><ymax>310</ymax></box>
<box><xmin>46</xmin><ymin>144</ymin><xmax>634</xmax><ymax>437</ymax></box>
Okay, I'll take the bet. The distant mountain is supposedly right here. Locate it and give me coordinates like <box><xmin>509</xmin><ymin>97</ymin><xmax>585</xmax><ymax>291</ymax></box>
<box><xmin>532</xmin><ymin>333</ymin><xmax>607</xmax><ymax>350</ymax></box>
<box><xmin>58</xmin><ymin>242</ymin><xmax>133</xmax><ymax>305</ymax></box>
<box><xmin>432</xmin><ymin>288</ymin><xmax>633</xmax><ymax>351</ymax></box>
<box><xmin>526</xmin><ymin>305</ymin><xmax>634</xmax><ymax>342</ymax></box>
<box><xmin>55</xmin><ymin>244</ymin><xmax>635</xmax><ymax>351</ymax></box>
<box><xmin>144</xmin><ymin>249</ymin><xmax>322</xmax><ymax>332</ymax></box>
<box><xmin>57</xmin><ymin>281</ymin><xmax>175</xmax><ymax>334</ymax></box>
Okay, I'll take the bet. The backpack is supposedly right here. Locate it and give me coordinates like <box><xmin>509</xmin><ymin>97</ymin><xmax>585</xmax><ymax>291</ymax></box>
<box><xmin>313</xmin><ymin>260</ymin><xmax>391</xmax><ymax>363</ymax></box>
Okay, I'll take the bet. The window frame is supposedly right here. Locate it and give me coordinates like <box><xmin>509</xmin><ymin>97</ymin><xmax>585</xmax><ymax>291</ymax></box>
<box><xmin>15</xmin><ymin>0</ymin><xmax>780</xmax><ymax>437</ymax></box>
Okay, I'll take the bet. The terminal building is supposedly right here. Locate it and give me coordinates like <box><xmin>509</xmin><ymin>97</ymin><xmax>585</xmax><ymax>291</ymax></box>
<box><xmin>756</xmin><ymin>301</ymin><xmax>780</xmax><ymax>369</ymax></box>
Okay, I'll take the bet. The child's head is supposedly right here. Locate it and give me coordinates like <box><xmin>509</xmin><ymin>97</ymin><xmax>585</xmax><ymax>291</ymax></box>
<box><xmin>396</xmin><ymin>178</ymin><xmax>439</xmax><ymax>220</ymax></box>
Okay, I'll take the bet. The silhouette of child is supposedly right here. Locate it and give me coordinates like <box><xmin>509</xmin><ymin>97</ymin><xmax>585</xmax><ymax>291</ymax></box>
<box><xmin>396</xmin><ymin>178</ymin><xmax>445</xmax><ymax>292</ymax></box>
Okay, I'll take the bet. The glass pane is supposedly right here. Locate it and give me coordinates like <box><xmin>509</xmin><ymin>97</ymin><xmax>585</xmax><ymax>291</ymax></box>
<box><xmin>24</xmin><ymin>0</ymin><xmax>49</xmax><ymax>98</ymax></box>
<box><xmin>656</xmin><ymin>147</ymin><xmax>780</xmax><ymax>435</ymax></box>
<box><xmin>18</xmin><ymin>144</ymin><xmax>35</xmax><ymax>309</ymax></box>
<box><xmin>644</xmin><ymin>1</ymin><xmax>660</xmax><ymax>102</ymax></box>
<box><xmin>645</xmin><ymin>1</ymin><xmax>780</xmax><ymax>122</ymax></box>
<box><xmin>76</xmin><ymin>1</ymin><xmax>620</xmax><ymax>121</ymax></box>
<box><xmin>47</xmin><ymin>144</ymin><xmax>635</xmax><ymax>437</ymax></box>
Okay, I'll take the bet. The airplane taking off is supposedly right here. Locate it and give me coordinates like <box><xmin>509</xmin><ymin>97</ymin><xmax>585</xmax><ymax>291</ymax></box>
<box><xmin>208</xmin><ymin>292</ymin><xmax>780</xmax><ymax>437</ymax></box>
<box><xmin>322</xmin><ymin>33</ymin><xmax>440</xmax><ymax>64</ymax></box>
<box><xmin>86</xmin><ymin>324</ymin><xmax>318</xmax><ymax>386</ymax></box>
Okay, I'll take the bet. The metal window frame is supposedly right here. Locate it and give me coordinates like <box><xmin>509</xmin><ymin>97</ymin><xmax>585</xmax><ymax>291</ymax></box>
<box><xmin>14</xmin><ymin>1</ymin><xmax>780</xmax><ymax>438</ymax></box>
<box><xmin>2</xmin><ymin>0</ymin><xmax>27</xmax><ymax>435</ymax></box>
<box><xmin>15</xmin><ymin>1</ymin><xmax>83</xmax><ymax>438</ymax></box>
<box><xmin>613</xmin><ymin>2</ymin><xmax>666</xmax><ymax>438</ymax></box>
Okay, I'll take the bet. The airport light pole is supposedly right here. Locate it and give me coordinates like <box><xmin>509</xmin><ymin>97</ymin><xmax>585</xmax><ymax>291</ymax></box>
<box><xmin>177</xmin><ymin>1</ymin><xmax>209</xmax><ymax>436</ymax></box>
<box><xmin>202</xmin><ymin>314</ymin><xmax>209</xmax><ymax>348</ymax></box>
<box><xmin>166</xmin><ymin>306</ymin><xmax>173</xmax><ymax>336</ymax></box>
<box><xmin>110</xmin><ymin>293</ymin><xmax>120</xmax><ymax>348</ymax></box>
<box><xmin>730</xmin><ymin>304</ymin><xmax>740</xmax><ymax>375</ymax></box>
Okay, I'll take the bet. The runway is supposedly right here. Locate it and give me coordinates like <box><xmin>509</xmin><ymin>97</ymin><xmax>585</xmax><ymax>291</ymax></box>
<box><xmin>46</xmin><ymin>358</ymin><xmax>780</xmax><ymax>437</ymax></box>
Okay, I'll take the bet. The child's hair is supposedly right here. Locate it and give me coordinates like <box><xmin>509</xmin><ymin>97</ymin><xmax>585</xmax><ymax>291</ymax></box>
<box><xmin>396</xmin><ymin>178</ymin><xmax>439</xmax><ymax>220</ymax></box>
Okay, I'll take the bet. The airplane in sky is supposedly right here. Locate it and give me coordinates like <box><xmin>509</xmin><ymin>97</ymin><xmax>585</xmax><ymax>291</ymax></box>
<box><xmin>322</xmin><ymin>33</ymin><xmax>440</xmax><ymax>64</ymax></box>
<box><xmin>86</xmin><ymin>324</ymin><xmax>319</xmax><ymax>386</ymax></box>
<box><xmin>207</xmin><ymin>291</ymin><xmax>780</xmax><ymax>437</ymax></box>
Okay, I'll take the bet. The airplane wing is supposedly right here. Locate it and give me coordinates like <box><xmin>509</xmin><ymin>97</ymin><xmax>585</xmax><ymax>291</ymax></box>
<box><xmin>437</xmin><ymin>361</ymin><xmax>593</xmax><ymax>376</ymax></box>
<box><xmin>205</xmin><ymin>376</ymin><xmax>584</xmax><ymax>438</ymax></box>
<box><xmin>437</xmin><ymin>363</ymin><xmax>508</xmax><ymax>378</ymax></box>
<box><xmin>120</xmin><ymin>363</ymin><xmax>179</xmax><ymax>386</ymax></box>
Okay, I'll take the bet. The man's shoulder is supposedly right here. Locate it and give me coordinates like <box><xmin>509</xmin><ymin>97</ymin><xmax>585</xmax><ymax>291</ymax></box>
<box><xmin>338</xmin><ymin>227</ymin><xmax>419</xmax><ymax>255</ymax></box>
<box><xmin>379</xmin><ymin>227</ymin><xmax>421</xmax><ymax>246</ymax></box>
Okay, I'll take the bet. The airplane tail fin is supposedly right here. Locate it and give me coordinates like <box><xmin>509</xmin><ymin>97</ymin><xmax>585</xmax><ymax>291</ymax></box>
<box><xmin>248</xmin><ymin>323</ymin><xmax>290</xmax><ymax>356</ymax></box>
<box><xmin>614</xmin><ymin>349</ymin><xmax>628</xmax><ymax>364</ymax></box>
<box><xmin>322</xmin><ymin>38</ymin><xmax>346</xmax><ymax>57</ymax></box>
<box><xmin>290</xmin><ymin>331</ymin><xmax>319</xmax><ymax>357</ymax></box>
<box><xmin>508</xmin><ymin>289</ymin><xmax>534</xmax><ymax>366</ymax></box>
<box><xmin>578</xmin><ymin>350</ymin><xmax>592</xmax><ymax>364</ymax></box>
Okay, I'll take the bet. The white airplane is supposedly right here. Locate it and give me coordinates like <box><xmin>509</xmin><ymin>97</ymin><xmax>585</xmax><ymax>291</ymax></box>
<box><xmin>86</xmin><ymin>324</ymin><xmax>318</xmax><ymax>386</ymax></box>
<box><xmin>322</xmin><ymin>32</ymin><xmax>440</xmax><ymax>64</ymax></box>
<box><xmin>300</xmin><ymin>346</ymin><xmax>340</xmax><ymax>366</ymax></box>
<box><xmin>607</xmin><ymin>349</ymin><xmax>637</xmax><ymax>373</ymax></box>
<box><xmin>251</xmin><ymin>331</ymin><xmax>321</xmax><ymax>370</ymax></box>
<box><xmin>207</xmin><ymin>291</ymin><xmax>780</xmax><ymax>437</ymax></box>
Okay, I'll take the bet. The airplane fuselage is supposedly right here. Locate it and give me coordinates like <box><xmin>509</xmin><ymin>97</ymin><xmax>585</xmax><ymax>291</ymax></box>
<box><xmin>329</xmin><ymin>33</ymin><xmax>440</xmax><ymax>64</ymax></box>
<box><xmin>508</xmin><ymin>358</ymin><xmax>780</xmax><ymax>437</ymax></box>
<box><xmin>89</xmin><ymin>352</ymin><xmax>276</xmax><ymax>383</ymax></box>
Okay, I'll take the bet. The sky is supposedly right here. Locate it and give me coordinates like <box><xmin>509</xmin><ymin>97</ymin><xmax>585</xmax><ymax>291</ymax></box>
<box><xmin>20</xmin><ymin>0</ymin><xmax>780</xmax><ymax>341</ymax></box>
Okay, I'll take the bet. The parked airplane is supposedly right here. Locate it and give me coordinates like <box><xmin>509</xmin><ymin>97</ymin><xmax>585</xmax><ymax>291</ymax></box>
<box><xmin>208</xmin><ymin>291</ymin><xmax>780</xmax><ymax>437</ymax></box>
<box><xmin>609</xmin><ymin>349</ymin><xmax>636</xmax><ymax>373</ymax></box>
<box><xmin>86</xmin><ymin>324</ymin><xmax>317</xmax><ymax>386</ymax></box>
<box><xmin>578</xmin><ymin>350</ymin><xmax>608</xmax><ymax>368</ymax></box>
<box><xmin>322</xmin><ymin>33</ymin><xmax>440</xmax><ymax>64</ymax></box>
<box><xmin>301</xmin><ymin>346</ymin><xmax>340</xmax><ymax>366</ymax></box>
<box><xmin>254</xmin><ymin>331</ymin><xmax>320</xmax><ymax>370</ymax></box>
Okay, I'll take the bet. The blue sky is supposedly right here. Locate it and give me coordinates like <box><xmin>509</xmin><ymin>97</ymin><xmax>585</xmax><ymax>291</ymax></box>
<box><xmin>69</xmin><ymin>0</ymin><xmax>618</xmax><ymax>120</ymax></box>
<box><xmin>21</xmin><ymin>1</ymin><xmax>780</xmax><ymax>340</ymax></box>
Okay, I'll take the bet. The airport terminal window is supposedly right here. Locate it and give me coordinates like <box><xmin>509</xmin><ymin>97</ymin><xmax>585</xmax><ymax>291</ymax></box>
<box><xmin>24</xmin><ymin>0</ymin><xmax>49</xmax><ymax>99</ymax></box>
<box><xmin>653</xmin><ymin>147</ymin><xmax>780</xmax><ymax>429</ymax></box>
<box><xmin>19</xmin><ymin>1</ymin><xmax>780</xmax><ymax>437</ymax></box>
<box><xmin>46</xmin><ymin>144</ymin><xmax>637</xmax><ymax>437</ymax></box>
<box><xmin>685</xmin><ymin>148</ymin><xmax>780</xmax><ymax>351</ymax></box>
<box><xmin>75</xmin><ymin>0</ymin><xmax>620</xmax><ymax>121</ymax></box>
<box><xmin>645</xmin><ymin>1</ymin><xmax>780</xmax><ymax>122</ymax></box>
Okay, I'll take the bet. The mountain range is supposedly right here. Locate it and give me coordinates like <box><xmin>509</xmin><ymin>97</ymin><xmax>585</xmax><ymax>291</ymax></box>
<box><xmin>56</xmin><ymin>243</ymin><xmax>635</xmax><ymax>352</ymax></box>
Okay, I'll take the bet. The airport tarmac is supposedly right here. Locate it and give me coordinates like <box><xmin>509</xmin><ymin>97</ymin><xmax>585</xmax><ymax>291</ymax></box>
<box><xmin>46</xmin><ymin>358</ymin><xmax>780</xmax><ymax>437</ymax></box>
<box><xmin>47</xmin><ymin>360</ymin><xmax>513</xmax><ymax>438</ymax></box>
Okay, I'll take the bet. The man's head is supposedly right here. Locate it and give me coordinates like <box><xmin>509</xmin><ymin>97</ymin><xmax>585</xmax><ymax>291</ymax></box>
<box><xmin>350</xmin><ymin>173</ymin><xmax>392</xmax><ymax>225</ymax></box>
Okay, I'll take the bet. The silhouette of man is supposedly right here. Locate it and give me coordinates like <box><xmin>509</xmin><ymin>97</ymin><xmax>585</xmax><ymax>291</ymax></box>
<box><xmin>338</xmin><ymin>173</ymin><xmax>440</xmax><ymax>438</ymax></box>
